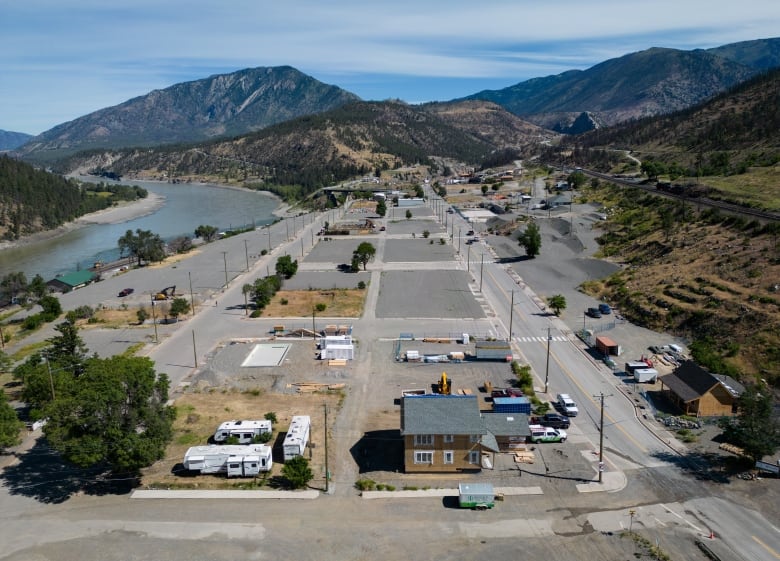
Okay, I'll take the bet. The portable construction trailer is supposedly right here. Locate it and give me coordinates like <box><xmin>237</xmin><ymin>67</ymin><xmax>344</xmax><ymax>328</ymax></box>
<box><xmin>458</xmin><ymin>483</ymin><xmax>495</xmax><ymax>510</ymax></box>
<box><xmin>595</xmin><ymin>336</ymin><xmax>621</xmax><ymax>356</ymax></box>
<box><xmin>183</xmin><ymin>444</ymin><xmax>273</xmax><ymax>476</ymax></box>
<box><xmin>625</xmin><ymin>361</ymin><xmax>648</xmax><ymax>373</ymax></box>
<box><xmin>213</xmin><ymin>420</ymin><xmax>273</xmax><ymax>444</ymax></box>
<box><xmin>283</xmin><ymin>415</ymin><xmax>311</xmax><ymax>461</ymax></box>
<box><xmin>633</xmin><ymin>368</ymin><xmax>658</xmax><ymax>383</ymax></box>
<box><xmin>475</xmin><ymin>341</ymin><xmax>512</xmax><ymax>362</ymax></box>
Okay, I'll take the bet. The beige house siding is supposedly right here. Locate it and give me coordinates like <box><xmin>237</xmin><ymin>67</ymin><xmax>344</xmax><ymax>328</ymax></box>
<box><xmin>403</xmin><ymin>434</ymin><xmax>482</xmax><ymax>473</ymax></box>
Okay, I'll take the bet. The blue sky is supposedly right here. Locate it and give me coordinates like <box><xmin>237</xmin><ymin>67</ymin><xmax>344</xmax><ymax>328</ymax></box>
<box><xmin>2</xmin><ymin>0</ymin><xmax>778</xmax><ymax>135</ymax></box>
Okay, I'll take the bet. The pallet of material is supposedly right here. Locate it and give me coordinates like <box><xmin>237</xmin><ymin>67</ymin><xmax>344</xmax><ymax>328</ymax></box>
<box><xmin>328</xmin><ymin>359</ymin><xmax>348</xmax><ymax>366</ymax></box>
<box><xmin>719</xmin><ymin>443</ymin><xmax>747</xmax><ymax>457</ymax></box>
<box><xmin>514</xmin><ymin>451</ymin><xmax>536</xmax><ymax>464</ymax></box>
<box><xmin>288</xmin><ymin>382</ymin><xmax>346</xmax><ymax>393</ymax></box>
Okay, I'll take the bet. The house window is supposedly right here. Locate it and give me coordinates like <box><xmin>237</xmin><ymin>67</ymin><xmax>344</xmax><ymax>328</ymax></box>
<box><xmin>414</xmin><ymin>434</ymin><xmax>433</xmax><ymax>446</ymax></box>
<box><xmin>414</xmin><ymin>451</ymin><xmax>433</xmax><ymax>464</ymax></box>
<box><xmin>443</xmin><ymin>434</ymin><xmax>454</xmax><ymax>443</ymax></box>
<box><xmin>468</xmin><ymin>451</ymin><xmax>479</xmax><ymax>465</ymax></box>
<box><xmin>469</xmin><ymin>434</ymin><xmax>480</xmax><ymax>443</ymax></box>
<box><xmin>443</xmin><ymin>451</ymin><xmax>454</xmax><ymax>464</ymax></box>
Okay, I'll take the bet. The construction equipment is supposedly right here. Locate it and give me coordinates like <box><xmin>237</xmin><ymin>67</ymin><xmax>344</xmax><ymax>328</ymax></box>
<box><xmin>154</xmin><ymin>286</ymin><xmax>176</xmax><ymax>300</ymax></box>
<box><xmin>437</xmin><ymin>372</ymin><xmax>451</xmax><ymax>395</ymax></box>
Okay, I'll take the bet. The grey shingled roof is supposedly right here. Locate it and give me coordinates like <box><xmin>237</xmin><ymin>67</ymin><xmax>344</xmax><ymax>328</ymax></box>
<box><xmin>659</xmin><ymin>360</ymin><xmax>743</xmax><ymax>402</ymax></box>
<box><xmin>481</xmin><ymin>412</ymin><xmax>530</xmax><ymax>437</ymax></box>
<box><xmin>401</xmin><ymin>395</ymin><xmax>485</xmax><ymax>435</ymax></box>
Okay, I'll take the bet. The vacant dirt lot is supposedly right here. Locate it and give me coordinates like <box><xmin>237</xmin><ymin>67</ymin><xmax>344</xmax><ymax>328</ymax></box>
<box><xmin>260</xmin><ymin>288</ymin><xmax>365</xmax><ymax>317</ymax></box>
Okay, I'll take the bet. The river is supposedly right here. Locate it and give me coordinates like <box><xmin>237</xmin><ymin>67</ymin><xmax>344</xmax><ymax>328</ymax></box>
<box><xmin>0</xmin><ymin>180</ymin><xmax>280</xmax><ymax>281</ymax></box>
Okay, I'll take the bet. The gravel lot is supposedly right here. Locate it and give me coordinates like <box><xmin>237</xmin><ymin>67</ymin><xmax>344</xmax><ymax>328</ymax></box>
<box><xmin>282</xmin><ymin>271</ymin><xmax>370</xmax><ymax>290</ymax></box>
<box><xmin>386</xmin><ymin>218</ymin><xmax>444</xmax><ymax>236</ymax></box>
<box><xmin>376</xmin><ymin>270</ymin><xmax>485</xmax><ymax>318</ymax></box>
<box><xmin>303</xmin><ymin>238</ymin><xmax>364</xmax><ymax>263</ymax></box>
<box><xmin>383</xmin><ymin>238</ymin><xmax>455</xmax><ymax>262</ymax></box>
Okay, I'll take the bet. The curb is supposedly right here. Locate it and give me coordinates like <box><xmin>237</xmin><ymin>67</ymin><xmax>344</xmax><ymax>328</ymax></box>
<box><xmin>131</xmin><ymin>489</ymin><xmax>320</xmax><ymax>500</ymax></box>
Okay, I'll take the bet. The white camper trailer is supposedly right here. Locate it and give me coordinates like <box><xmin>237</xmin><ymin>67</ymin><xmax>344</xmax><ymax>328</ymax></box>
<box><xmin>283</xmin><ymin>415</ymin><xmax>311</xmax><ymax>461</ymax></box>
<box><xmin>213</xmin><ymin>419</ymin><xmax>272</xmax><ymax>444</ymax></box>
<box><xmin>183</xmin><ymin>444</ymin><xmax>273</xmax><ymax>476</ymax></box>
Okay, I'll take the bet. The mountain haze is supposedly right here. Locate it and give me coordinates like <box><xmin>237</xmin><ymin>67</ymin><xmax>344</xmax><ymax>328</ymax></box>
<box><xmin>18</xmin><ymin>66</ymin><xmax>360</xmax><ymax>161</ymax></box>
<box><xmin>0</xmin><ymin>130</ymin><xmax>33</xmax><ymax>151</ymax></box>
<box><xmin>463</xmin><ymin>38</ymin><xmax>780</xmax><ymax>132</ymax></box>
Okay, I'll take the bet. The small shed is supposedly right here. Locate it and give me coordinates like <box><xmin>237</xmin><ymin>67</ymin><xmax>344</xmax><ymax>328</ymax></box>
<box><xmin>659</xmin><ymin>361</ymin><xmax>743</xmax><ymax>417</ymax></box>
<box><xmin>595</xmin><ymin>336</ymin><xmax>621</xmax><ymax>356</ymax></box>
<box><xmin>320</xmin><ymin>335</ymin><xmax>354</xmax><ymax>361</ymax></box>
<box><xmin>492</xmin><ymin>397</ymin><xmax>531</xmax><ymax>414</ymax></box>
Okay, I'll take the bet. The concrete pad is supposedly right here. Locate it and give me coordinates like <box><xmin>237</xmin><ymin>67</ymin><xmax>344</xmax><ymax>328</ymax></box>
<box><xmin>241</xmin><ymin>343</ymin><xmax>290</xmax><ymax>367</ymax></box>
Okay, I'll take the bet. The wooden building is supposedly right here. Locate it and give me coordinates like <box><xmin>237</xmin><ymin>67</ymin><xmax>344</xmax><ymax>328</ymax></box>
<box><xmin>659</xmin><ymin>361</ymin><xmax>743</xmax><ymax>417</ymax></box>
<box><xmin>400</xmin><ymin>395</ymin><xmax>485</xmax><ymax>473</ymax></box>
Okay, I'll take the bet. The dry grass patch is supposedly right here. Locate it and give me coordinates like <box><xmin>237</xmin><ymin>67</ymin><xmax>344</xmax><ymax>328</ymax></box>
<box><xmin>262</xmin><ymin>289</ymin><xmax>365</xmax><ymax>317</ymax></box>
<box><xmin>141</xmin><ymin>390</ymin><xmax>341</xmax><ymax>489</ymax></box>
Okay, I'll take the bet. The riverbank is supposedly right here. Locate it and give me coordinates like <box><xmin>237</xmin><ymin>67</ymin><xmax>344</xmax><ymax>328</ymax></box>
<box><xmin>0</xmin><ymin>192</ymin><xmax>167</xmax><ymax>253</ymax></box>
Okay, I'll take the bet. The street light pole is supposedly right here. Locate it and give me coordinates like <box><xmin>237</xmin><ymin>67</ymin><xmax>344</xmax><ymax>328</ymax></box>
<box><xmin>244</xmin><ymin>239</ymin><xmax>249</xmax><ymax>271</ymax></box>
<box><xmin>221</xmin><ymin>251</ymin><xmax>228</xmax><ymax>288</ymax></box>
<box><xmin>544</xmin><ymin>327</ymin><xmax>551</xmax><ymax>393</ymax></box>
<box><xmin>467</xmin><ymin>244</ymin><xmax>471</xmax><ymax>272</ymax></box>
<box><xmin>188</xmin><ymin>271</ymin><xmax>195</xmax><ymax>317</ymax></box>
<box><xmin>597</xmin><ymin>392</ymin><xmax>609</xmax><ymax>483</ymax></box>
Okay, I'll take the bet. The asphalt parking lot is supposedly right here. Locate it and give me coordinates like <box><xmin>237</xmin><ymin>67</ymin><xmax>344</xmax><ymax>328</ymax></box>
<box><xmin>376</xmin><ymin>270</ymin><xmax>485</xmax><ymax>318</ymax></box>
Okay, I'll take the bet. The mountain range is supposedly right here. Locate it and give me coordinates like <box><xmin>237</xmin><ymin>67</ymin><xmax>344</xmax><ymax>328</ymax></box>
<box><xmin>5</xmin><ymin>37</ymin><xmax>780</xmax><ymax>166</ymax></box>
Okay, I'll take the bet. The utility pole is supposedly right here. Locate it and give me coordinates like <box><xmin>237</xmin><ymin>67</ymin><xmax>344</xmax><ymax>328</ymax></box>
<box><xmin>45</xmin><ymin>358</ymin><xmax>55</xmax><ymax>401</ymax></box>
<box><xmin>457</xmin><ymin>228</ymin><xmax>461</xmax><ymax>253</ymax></box>
<box><xmin>192</xmin><ymin>330</ymin><xmax>198</xmax><ymax>367</ymax></box>
<box><xmin>188</xmin><ymin>272</ymin><xmax>195</xmax><ymax>317</ymax></box>
<box><xmin>595</xmin><ymin>392</ymin><xmax>611</xmax><ymax>483</ymax></box>
<box><xmin>151</xmin><ymin>298</ymin><xmax>158</xmax><ymax>343</ymax></box>
<box><xmin>544</xmin><ymin>327</ymin><xmax>551</xmax><ymax>393</ymax></box>
<box><xmin>221</xmin><ymin>251</ymin><xmax>229</xmax><ymax>288</ymax></box>
<box><xmin>267</xmin><ymin>228</ymin><xmax>272</xmax><ymax>252</ymax></box>
<box><xmin>509</xmin><ymin>290</ymin><xmax>514</xmax><ymax>337</ymax></box>
<box><xmin>324</xmin><ymin>403</ymin><xmax>329</xmax><ymax>493</ymax></box>
<box><xmin>479</xmin><ymin>254</ymin><xmax>484</xmax><ymax>292</ymax></box>
<box><xmin>467</xmin><ymin>244</ymin><xmax>471</xmax><ymax>272</ymax></box>
<box><xmin>244</xmin><ymin>239</ymin><xmax>249</xmax><ymax>271</ymax></box>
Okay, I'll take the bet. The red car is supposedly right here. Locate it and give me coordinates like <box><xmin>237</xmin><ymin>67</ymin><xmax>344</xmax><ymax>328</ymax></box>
<box><xmin>118</xmin><ymin>288</ymin><xmax>134</xmax><ymax>297</ymax></box>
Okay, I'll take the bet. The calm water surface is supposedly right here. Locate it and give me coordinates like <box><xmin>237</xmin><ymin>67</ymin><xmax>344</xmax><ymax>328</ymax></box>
<box><xmin>0</xmin><ymin>180</ymin><xmax>279</xmax><ymax>280</ymax></box>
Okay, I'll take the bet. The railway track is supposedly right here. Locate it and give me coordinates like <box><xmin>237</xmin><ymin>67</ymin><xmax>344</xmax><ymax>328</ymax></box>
<box><xmin>584</xmin><ymin>169</ymin><xmax>780</xmax><ymax>223</ymax></box>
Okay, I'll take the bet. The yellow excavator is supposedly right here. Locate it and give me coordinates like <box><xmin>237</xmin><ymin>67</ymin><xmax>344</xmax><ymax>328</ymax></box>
<box><xmin>154</xmin><ymin>286</ymin><xmax>176</xmax><ymax>301</ymax></box>
<box><xmin>437</xmin><ymin>372</ymin><xmax>451</xmax><ymax>395</ymax></box>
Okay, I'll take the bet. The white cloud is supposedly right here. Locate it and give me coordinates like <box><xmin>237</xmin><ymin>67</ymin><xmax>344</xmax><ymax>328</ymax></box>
<box><xmin>1</xmin><ymin>0</ymin><xmax>778</xmax><ymax>133</ymax></box>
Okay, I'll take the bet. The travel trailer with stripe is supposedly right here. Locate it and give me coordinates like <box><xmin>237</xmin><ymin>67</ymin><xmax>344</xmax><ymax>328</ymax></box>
<box><xmin>283</xmin><ymin>415</ymin><xmax>311</xmax><ymax>461</ymax></box>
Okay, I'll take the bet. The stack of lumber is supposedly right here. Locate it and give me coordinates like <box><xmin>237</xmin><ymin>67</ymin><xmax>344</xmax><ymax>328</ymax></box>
<box><xmin>514</xmin><ymin>450</ymin><xmax>535</xmax><ymax>464</ymax></box>
<box><xmin>287</xmin><ymin>382</ymin><xmax>346</xmax><ymax>393</ymax></box>
<box><xmin>456</xmin><ymin>388</ymin><xmax>473</xmax><ymax>395</ymax></box>
<box><xmin>719</xmin><ymin>443</ymin><xmax>747</xmax><ymax>457</ymax></box>
<box><xmin>328</xmin><ymin>359</ymin><xmax>348</xmax><ymax>366</ymax></box>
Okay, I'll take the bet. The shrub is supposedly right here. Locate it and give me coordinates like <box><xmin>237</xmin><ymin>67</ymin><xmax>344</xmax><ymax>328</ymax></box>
<box><xmin>315</xmin><ymin>303</ymin><xmax>327</xmax><ymax>313</ymax></box>
<box><xmin>264</xmin><ymin>412</ymin><xmax>277</xmax><ymax>424</ymax></box>
<box><xmin>280</xmin><ymin>298</ymin><xmax>289</xmax><ymax>305</ymax></box>
<box><xmin>357</xmin><ymin>281</ymin><xmax>366</xmax><ymax>290</ymax></box>
<box><xmin>355</xmin><ymin>479</ymin><xmax>376</xmax><ymax>491</ymax></box>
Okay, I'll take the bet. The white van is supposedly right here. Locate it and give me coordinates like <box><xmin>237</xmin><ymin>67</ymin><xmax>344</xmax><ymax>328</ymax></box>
<box><xmin>556</xmin><ymin>393</ymin><xmax>579</xmax><ymax>417</ymax></box>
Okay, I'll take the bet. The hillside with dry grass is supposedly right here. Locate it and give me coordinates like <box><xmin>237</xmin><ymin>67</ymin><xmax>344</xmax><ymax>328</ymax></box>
<box><xmin>579</xmin><ymin>182</ymin><xmax>780</xmax><ymax>384</ymax></box>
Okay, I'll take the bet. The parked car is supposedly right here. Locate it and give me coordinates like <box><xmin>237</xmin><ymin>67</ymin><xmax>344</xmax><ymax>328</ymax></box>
<box><xmin>379</xmin><ymin>226</ymin><xmax>386</xmax><ymax>231</ymax></box>
<box><xmin>491</xmin><ymin>388</ymin><xmax>524</xmax><ymax>399</ymax></box>
<box><xmin>586</xmin><ymin>307</ymin><xmax>602</xmax><ymax>318</ymax></box>
<box><xmin>118</xmin><ymin>288</ymin><xmax>134</xmax><ymax>297</ymax></box>
<box><xmin>532</xmin><ymin>413</ymin><xmax>570</xmax><ymax>429</ymax></box>
<box><xmin>529</xmin><ymin>426</ymin><xmax>567</xmax><ymax>443</ymax></box>
<box><xmin>598</xmin><ymin>303</ymin><xmax>612</xmax><ymax>314</ymax></box>
<box><xmin>466</xmin><ymin>230</ymin><xmax>475</xmax><ymax>236</ymax></box>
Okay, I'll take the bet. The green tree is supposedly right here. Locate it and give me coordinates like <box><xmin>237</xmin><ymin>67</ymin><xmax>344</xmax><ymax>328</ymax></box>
<box><xmin>375</xmin><ymin>199</ymin><xmax>387</xmax><ymax>217</ymax></box>
<box><xmin>481</xmin><ymin>184</ymin><xmax>489</xmax><ymax>195</ymax></box>
<box><xmin>275</xmin><ymin>255</ymin><xmax>298</xmax><ymax>279</ymax></box>
<box><xmin>38</xmin><ymin>295</ymin><xmax>62</xmax><ymax>321</ymax></box>
<box><xmin>405</xmin><ymin>209</ymin><xmax>412</xmax><ymax>220</ymax></box>
<box><xmin>29</xmin><ymin>274</ymin><xmax>48</xmax><ymax>300</ymax></box>
<box><xmin>242</xmin><ymin>283</ymin><xmax>253</xmax><ymax>316</ymax></box>
<box><xmin>547</xmin><ymin>294</ymin><xmax>567</xmax><ymax>316</ymax></box>
<box><xmin>0</xmin><ymin>391</ymin><xmax>22</xmax><ymax>451</ymax></box>
<box><xmin>194</xmin><ymin>224</ymin><xmax>219</xmax><ymax>243</ymax></box>
<box><xmin>168</xmin><ymin>297</ymin><xmax>190</xmax><ymax>321</ymax></box>
<box><xmin>43</xmin><ymin>355</ymin><xmax>174</xmax><ymax>472</ymax></box>
<box><xmin>567</xmin><ymin>171</ymin><xmax>587</xmax><ymax>188</ymax></box>
<box><xmin>44</xmin><ymin>320</ymin><xmax>88</xmax><ymax>377</ymax></box>
<box><xmin>118</xmin><ymin>228</ymin><xmax>166</xmax><ymax>266</ymax></box>
<box><xmin>518</xmin><ymin>222</ymin><xmax>542</xmax><ymax>257</ymax></box>
<box><xmin>136</xmin><ymin>307</ymin><xmax>149</xmax><ymax>324</ymax></box>
<box><xmin>719</xmin><ymin>385</ymin><xmax>780</xmax><ymax>462</ymax></box>
<box><xmin>281</xmin><ymin>455</ymin><xmax>314</xmax><ymax>489</ymax></box>
<box><xmin>0</xmin><ymin>272</ymin><xmax>28</xmax><ymax>306</ymax></box>
<box><xmin>422</xmin><ymin>230</ymin><xmax>430</xmax><ymax>239</ymax></box>
<box><xmin>353</xmin><ymin>242</ymin><xmax>376</xmax><ymax>271</ymax></box>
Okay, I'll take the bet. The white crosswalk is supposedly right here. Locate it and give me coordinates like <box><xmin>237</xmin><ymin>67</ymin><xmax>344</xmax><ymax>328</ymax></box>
<box><xmin>514</xmin><ymin>336</ymin><xmax>567</xmax><ymax>343</ymax></box>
